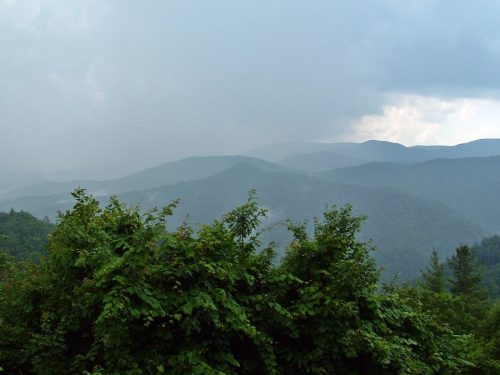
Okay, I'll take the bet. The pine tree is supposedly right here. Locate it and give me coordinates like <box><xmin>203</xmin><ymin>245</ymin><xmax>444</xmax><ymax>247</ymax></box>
<box><xmin>421</xmin><ymin>249</ymin><xmax>446</xmax><ymax>293</ymax></box>
<box><xmin>448</xmin><ymin>245</ymin><xmax>482</xmax><ymax>295</ymax></box>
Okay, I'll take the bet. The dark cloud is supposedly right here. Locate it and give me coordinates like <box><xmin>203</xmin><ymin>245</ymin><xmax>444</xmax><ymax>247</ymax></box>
<box><xmin>1</xmin><ymin>0</ymin><xmax>500</xmax><ymax>177</ymax></box>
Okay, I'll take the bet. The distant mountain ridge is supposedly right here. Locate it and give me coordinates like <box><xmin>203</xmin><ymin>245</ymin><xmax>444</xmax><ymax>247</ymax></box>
<box><xmin>412</xmin><ymin>139</ymin><xmax>500</xmax><ymax>158</ymax></box>
<box><xmin>245</xmin><ymin>138</ymin><xmax>500</xmax><ymax>172</ymax></box>
<box><xmin>0</xmin><ymin>156</ymin><xmax>288</xmax><ymax>202</ymax></box>
<box><xmin>279</xmin><ymin>151</ymin><xmax>371</xmax><ymax>172</ymax></box>
<box><xmin>3</xmin><ymin>139</ymin><xmax>500</xmax><ymax>199</ymax></box>
<box><xmin>2</xmin><ymin>138</ymin><xmax>500</xmax><ymax>281</ymax></box>
<box><xmin>319</xmin><ymin>155</ymin><xmax>500</xmax><ymax>233</ymax></box>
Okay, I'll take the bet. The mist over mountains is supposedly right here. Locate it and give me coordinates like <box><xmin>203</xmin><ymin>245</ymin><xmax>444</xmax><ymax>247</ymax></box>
<box><xmin>2</xmin><ymin>138</ymin><xmax>500</xmax><ymax>280</ymax></box>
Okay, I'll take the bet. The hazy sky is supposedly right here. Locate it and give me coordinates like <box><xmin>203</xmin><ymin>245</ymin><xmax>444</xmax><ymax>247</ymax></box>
<box><xmin>2</xmin><ymin>0</ymin><xmax>500</xmax><ymax>177</ymax></box>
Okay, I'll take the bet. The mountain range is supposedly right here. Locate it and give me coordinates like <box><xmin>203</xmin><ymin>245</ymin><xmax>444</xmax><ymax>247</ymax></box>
<box><xmin>246</xmin><ymin>138</ymin><xmax>500</xmax><ymax>170</ymax></box>
<box><xmin>2</xmin><ymin>138</ymin><xmax>500</xmax><ymax>281</ymax></box>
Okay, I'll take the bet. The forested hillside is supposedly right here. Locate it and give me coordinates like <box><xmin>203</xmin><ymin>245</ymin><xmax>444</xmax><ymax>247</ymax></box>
<box><xmin>0</xmin><ymin>210</ymin><xmax>54</xmax><ymax>260</ymax></box>
<box><xmin>474</xmin><ymin>235</ymin><xmax>500</xmax><ymax>298</ymax></box>
<box><xmin>0</xmin><ymin>156</ymin><xmax>286</xmax><ymax>201</ymax></box>
<box><xmin>319</xmin><ymin>156</ymin><xmax>500</xmax><ymax>232</ymax></box>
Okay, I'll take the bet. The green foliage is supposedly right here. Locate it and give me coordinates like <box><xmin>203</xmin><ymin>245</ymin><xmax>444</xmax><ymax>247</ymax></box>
<box><xmin>222</xmin><ymin>188</ymin><xmax>268</xmax><ymax>251</ymax></box>
<box><xmin>481</xmin><ymin>302</ymin><xmax>500</xmax><ymax>362</ymax></box>
<box><xmin>0</xmin><ymin>190</ymin><xmax>496</xmax><ymax>373</ymax></box>
<box><xmin>1</xmin><ymin>189</ymin><xmax>281</xmax><ymax>374</ymax></box>
<box><xmin>401</xmin><ymin>287</ymin><xmax>500</xmax><ymax>374</ymax></box>
<box><xmin>0</xmin><ymin>251</ymin><xmax>41</xmax><ymax>372</ymax></box>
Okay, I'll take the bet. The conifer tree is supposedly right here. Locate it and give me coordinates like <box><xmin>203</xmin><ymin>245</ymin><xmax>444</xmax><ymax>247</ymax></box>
<box><xmin>420</xmin><ymin>249</ymin><xmax>446</xmax><ymax>293</ymax></box>
<box><xmin>448</xmin><ymin>245</ymin><xmax>482</xmax><ymax>295</ymax></box>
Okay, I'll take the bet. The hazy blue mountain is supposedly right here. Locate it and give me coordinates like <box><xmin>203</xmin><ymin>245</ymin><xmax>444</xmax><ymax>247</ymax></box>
<box><xmin>319</xmin><ymin>156</ymin><xmax>500</xmax><ymax>233</ymax></box>
<box><xmin>245</xmin><ymin>140</ymin><xmax>433</xmax><ymax>164</ymax></box>
<box><xmin>0</xmin><ymin>156</ymin><xmax>287</xmax><ymax>201</ymax></box>
<box><xmin>7</xmin><ymin>139</ymin><xmax>500</xmax><ymax>200</ymax></box>
<box><xmin>411</xmin><ymin>139</ymin><xmax>500</xmax><ymax>158</ymax></box>
<box><xmin>106</xmin><ymin>155</ymin><xmax>286</xmax><ymax>192</ymax></box>
<box><xmin>243</xmin><ymin>142</ymin><xmax>342</xmax><ymax>162</ymax></box>
<box><xmin>0</xmin><ymin>164</ymin><xmax>484</xmax><ymax>280</ymax></box>
<box><xmin>329</xmin><ymin>140</ymin><xmax>434</xmax><ymax>163</ymax></box>
<box><xmin>246</xmin><ymin>139</ymin><xmax>500</xmax><ymax>172</ymax></box>
<box><xmin>278</xmin><ymin>151</ymin><xmax>371</xmax><ymax>172</ymax></box>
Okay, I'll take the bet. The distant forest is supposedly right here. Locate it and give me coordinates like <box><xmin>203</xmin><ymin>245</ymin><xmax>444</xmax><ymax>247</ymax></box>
<box><xmin>1</xmin><ymin>191</ymin><xmax>499</xmax><ymax>374</ymax></box>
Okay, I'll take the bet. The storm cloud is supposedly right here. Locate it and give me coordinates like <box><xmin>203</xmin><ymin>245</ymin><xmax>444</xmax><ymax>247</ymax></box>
<box><xmin>2</xmin><ymin>0</ymin><xmax>500</xmax><ymax>177</ymax></box>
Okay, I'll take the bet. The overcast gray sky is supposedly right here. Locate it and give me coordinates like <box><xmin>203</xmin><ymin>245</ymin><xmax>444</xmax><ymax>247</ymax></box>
<box><xmin>2</xmin><ymin>0</ymin><xmax>500</xmax><ymax>177</ymax></box>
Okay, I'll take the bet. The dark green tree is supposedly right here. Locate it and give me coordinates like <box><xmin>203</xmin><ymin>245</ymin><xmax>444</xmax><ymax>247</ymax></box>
<box><xmin>420</xmin><ymin>249</ymin><xmax>446</xmax><ymax>293</ymax></box>
<box><xmin>449</xmin><ymin>245</ymin><xmax>483</xmax><ymax>296</ymax></box>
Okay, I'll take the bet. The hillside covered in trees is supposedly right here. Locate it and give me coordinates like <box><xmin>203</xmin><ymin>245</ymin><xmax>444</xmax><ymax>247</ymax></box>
<box><xmin>474</xmin><ymin>235</ymin><xmax>500</xmax><ymax>299</ymax></box>
<box><xmin>0</xmin><ymin>210</ymin><xmax>54</xmax><ymax>261</ymax></box>
<box><xmin>1</xmin><ymin>190</ymin><xmax>499</xmax><ymax>374</ymax></box>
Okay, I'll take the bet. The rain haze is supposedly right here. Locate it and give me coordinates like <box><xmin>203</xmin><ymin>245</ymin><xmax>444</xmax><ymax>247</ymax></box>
<box><xmin>2</xmin><ymin>0</ymin><xmax>500</xmax><ymax>178</ymax></box>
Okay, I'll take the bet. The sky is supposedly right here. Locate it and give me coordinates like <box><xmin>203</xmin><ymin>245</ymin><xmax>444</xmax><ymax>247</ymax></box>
<box><xmin>2</xmin><ymin>0</ymin><xmax>500</xmax><ymax>178</ymax></box>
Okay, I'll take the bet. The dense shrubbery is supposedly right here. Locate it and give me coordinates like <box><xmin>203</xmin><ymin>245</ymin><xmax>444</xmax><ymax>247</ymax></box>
<box><xmin>0</xmin><ymin>189</ymin><xmax>498</xmax><ymax>374</ymax></box>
